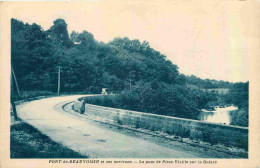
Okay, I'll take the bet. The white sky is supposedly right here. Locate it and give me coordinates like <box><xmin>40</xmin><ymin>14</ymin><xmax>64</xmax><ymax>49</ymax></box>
<box><xmin>9</xmin><ymin>1</ymin><xmax>260</xmax><ymax>82</ymax></box>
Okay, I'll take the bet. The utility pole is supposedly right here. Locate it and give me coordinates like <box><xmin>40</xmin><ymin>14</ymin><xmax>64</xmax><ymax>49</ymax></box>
<box><xmin>11</xmin><ymin>67</ymin><xmax>18</xmax><ymax>120</ymax></box>
<box><xmin>130</xmin><ymin>78</ymin><xmax>132</xmax><ymax>91</ymax></box>
<box><xmin>129</xmin><ymin>71</ymin><xmax>134</xmax><ymax>91</ymax></box>
<box><xmin>57</xmin><ymin>66</ymin><xmax>60</xmax><ymax>95</ymax></box>
<box><xmin>11</xmin><ymin>67</ymin><xmax>20</xmax><ymax>96</ymax></box>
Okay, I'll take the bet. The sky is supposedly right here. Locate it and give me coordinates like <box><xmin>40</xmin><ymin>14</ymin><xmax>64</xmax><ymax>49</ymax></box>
<box><xmin>8</xmin><ymin>0</ymin><xmax>260</xmax><ymax>82</ymax></box>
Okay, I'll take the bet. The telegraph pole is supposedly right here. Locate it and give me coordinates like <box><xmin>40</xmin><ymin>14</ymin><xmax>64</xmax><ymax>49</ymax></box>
<box><xmin>130</xmin><ymin>78</ymin><xmax>132</xmax><ymax>91</ymax></box>
<box><xmin>11</xmin><ymin>67</ymin><xmax>20</xmax><ymax>96</ymax></box>
<box><xmin>11</xmin><ymin>67</ymin><xmax>18</xmax><ymax>120</ymax></box>
<box><xmin>57</xmin><ymin>66</ymin><xmax>60</xmax><ymax>95</ymax></box>
<box><xmin>129</xmin><ymin>71</ymin><xmax>134</xmax><ymax>91</ymax></box>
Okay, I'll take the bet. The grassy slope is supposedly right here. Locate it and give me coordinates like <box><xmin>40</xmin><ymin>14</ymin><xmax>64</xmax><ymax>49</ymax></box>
<box><xmin>11</xmin><ymin>121</ymin><xmax>88</xmax><ymax>158</ymax></box>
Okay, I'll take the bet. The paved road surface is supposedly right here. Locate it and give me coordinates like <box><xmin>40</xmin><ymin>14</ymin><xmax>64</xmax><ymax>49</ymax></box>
<box><xmin>17</xmin><ymin>95</ymin><xmax>199</xmax><ymax>158</ymax></box>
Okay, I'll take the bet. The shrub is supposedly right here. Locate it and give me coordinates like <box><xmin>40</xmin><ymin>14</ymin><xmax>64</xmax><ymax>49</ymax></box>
<box><xmin>83</xmin><ymin>81</ymin><xmax>218</xmax><ymax>120</ymax></box>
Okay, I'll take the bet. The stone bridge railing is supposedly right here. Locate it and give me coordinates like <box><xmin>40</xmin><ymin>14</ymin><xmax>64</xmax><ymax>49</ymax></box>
<box><xmin>73</xmin><ymin>98</ymin><xmax>248</xmax><ymax>150</ymax></box>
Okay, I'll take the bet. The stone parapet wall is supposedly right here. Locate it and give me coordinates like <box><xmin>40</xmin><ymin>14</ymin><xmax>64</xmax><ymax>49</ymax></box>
<box><xmin>73</xmin><ymin>100</ymin><xmax>248</xmax><ymax>149</ymax></box>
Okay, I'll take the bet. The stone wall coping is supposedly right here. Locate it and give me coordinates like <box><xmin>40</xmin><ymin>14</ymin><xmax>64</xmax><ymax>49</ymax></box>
<box><xmin>79</xmin><ymin>101</ymin><xmax>248</xmax><ymax>130</ymax></box>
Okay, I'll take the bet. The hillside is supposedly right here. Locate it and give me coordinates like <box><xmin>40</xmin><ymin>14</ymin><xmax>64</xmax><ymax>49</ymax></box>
<box><xmin>11</xmin><ymin>18</ymin><xmax>185</xmax><ymax>93</ymax></box>
<box><xmin>11</xmin><ymin>18</ymin><xmax>248</xmax><ymax>125</ymax></box>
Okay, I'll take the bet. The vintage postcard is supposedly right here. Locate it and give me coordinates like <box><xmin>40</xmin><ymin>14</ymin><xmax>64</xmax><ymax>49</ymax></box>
<box><xmin>0</xmin><ymin>0</ymin><xmax>260</xmax><ymax>168</ymax></box>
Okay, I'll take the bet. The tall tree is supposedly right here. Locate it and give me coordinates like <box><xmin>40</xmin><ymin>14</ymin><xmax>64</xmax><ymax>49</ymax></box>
<box><xmin>48</xmin><ymin>19</ymin><xmax>72</xmax><ymax>48</ymax></box>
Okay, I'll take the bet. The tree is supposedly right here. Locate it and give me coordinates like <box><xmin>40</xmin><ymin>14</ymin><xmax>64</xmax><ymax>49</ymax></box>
<box><xmin>74</xmin><ymin>31</ymin><xmax>96</xmax><ymax>51</ymax></box>
<box><xmin>48</xmin><ymin>19</ymin><xmax>72</xmax><ymax>48</ymax></box>
<box><xmin>228</xmin><ymin>82</ymin><xmax>249</xmax><ymax>110</ymax></box>
<box><xmin>227</xmin><ymin>82</ymin><xmax>249</xmax><ymax>127</ymax></box>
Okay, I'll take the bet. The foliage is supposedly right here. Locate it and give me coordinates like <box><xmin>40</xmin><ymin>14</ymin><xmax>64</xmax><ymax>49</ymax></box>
<box><xmin>11</xmin><ymin>18</ymin><xmax>248</xmax><ymax>123</ymax></box>
<box><xmin>185</xmin><ymin>75</ymin><xmax>233</xmax><ymax>89</ymax></box>
<box><xmin>230</xmin><ymin>109</ymin><xmax>248</xmax><ymax>127</ymax></box>
<box><xmin>228</xmin><ymin>82</ymin><xmax>249</xmax><ymax>127</ymax></box>
<box><xmin>228</xmin><ymin>82</ymin><xmax>249</xmax><ymax>110</ymax></box>
<box><xmin>11</xmin><ymin>18</ymin><xmax>183</xmax><ymax>93</ymax></box>
<box><xmin>84</xmin><ymin>81</ymin><xmax>216</xmax><ymax>119</ymax></box>
<box><xmin>11</xmin><ymin>90</ymin><xmax>54</xmax><ymax>101</ymax></box>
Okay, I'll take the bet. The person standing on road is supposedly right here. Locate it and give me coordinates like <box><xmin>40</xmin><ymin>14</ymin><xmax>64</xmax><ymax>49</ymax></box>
<box><xmin>80</xmin><ymin>100</ymin><xmax>86</xmax><ymax>114</ymax></box>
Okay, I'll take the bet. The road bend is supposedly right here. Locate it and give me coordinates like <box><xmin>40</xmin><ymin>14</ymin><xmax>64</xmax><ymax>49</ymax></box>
<box><xmin>17</xmin><ymin>95</ymin><xmax>200</xmax><ymax>158</ymax></box>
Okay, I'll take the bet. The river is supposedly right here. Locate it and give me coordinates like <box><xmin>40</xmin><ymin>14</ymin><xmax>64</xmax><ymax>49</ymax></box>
<box><xmin>198</xmin><ymin>106</ymin><xmax>238</xmax><ymax>125</ymax></box>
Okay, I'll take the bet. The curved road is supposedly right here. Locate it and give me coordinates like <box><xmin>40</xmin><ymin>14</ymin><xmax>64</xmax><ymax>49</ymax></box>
<box><xmin>17</xmin><ymin>95</ymin><xmax>199</xmax><ymax>158</ymax></box>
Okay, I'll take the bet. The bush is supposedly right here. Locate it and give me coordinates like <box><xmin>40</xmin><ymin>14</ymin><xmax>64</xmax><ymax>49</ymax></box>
<box><xmin>11</xmin><ymin>90</ymin><xmax>54</xmax><ymax>101</ymax></box>
<box><xmin>230</xmin><ymin>109</ymin><xmax>248</xmax><ymax>127</ymax></box>
<box><xmin>83</xmin><ymin>81</ymin><xmax>216</xmax><ymax>120</ymax></box>
<box><xmin>118</xmin><ymin>81</ymin><xmax>203</xmax><ymax>119</ymax></box>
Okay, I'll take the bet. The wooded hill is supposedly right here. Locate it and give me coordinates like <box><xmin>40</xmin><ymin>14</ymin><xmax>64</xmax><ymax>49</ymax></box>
<box><xmin>11</xmin><ymin>18</ymin><xmax>236</xmax><ymax>92</ymax></box>
<box><xmin>12</xmin><ymin>18</ymin><xmax>184</xmax><ymax>93</ymax></box>
<box><xmin>11</xmin><ymin>18</ymin><xmax>248</xmax><ymax>125</ymax></box>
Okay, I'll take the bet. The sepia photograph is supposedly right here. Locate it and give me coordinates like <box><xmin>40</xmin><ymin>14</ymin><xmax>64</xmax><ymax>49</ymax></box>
<box><xmin>1</xmin><ymin>0</ymin><xmax>260</xmax><ymax>167</ymax></box>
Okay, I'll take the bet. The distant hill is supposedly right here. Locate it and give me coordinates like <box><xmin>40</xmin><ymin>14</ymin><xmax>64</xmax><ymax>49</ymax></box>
<box><xmin>185</xmin><ymin>75</ymin><xmax>233</xmax><ymax>89</ymax></box>
<box><xmin>200</xmin><ymin>88</ymin><xmax>229</xmax><ymax>95</ymax></box>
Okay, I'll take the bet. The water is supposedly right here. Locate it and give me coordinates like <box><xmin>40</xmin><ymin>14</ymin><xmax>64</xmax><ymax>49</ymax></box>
<box><xmin>198</xmin><ymin>106</ymin><xmax>238</xmax><ymax>125</ymax></box>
